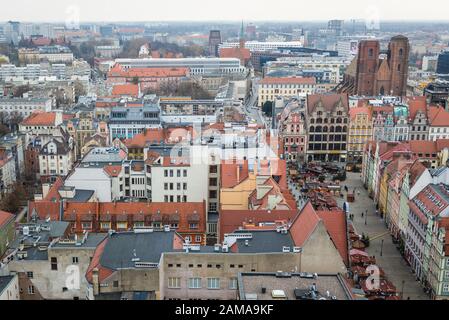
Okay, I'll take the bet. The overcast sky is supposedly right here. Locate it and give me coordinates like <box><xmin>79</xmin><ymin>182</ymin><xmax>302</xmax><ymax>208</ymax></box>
<box><xmin>1</xmin><ymin>0</ymin><xmax>448</xmax><ymax>22</ymax></box>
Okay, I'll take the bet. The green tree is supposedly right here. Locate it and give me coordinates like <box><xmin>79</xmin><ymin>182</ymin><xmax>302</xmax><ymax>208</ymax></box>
<box><xmin>262</xmin><ymin>101</ymin><xmax>273</xmax><ymax>117</ymax></box>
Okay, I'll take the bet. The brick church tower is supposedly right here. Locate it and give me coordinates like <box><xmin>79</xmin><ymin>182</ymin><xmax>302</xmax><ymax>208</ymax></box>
<box><xmin>336</xmin><ymin>35</ymin><xmax>410</xmax><ymax>97</ymax></box>
<box><xmin>387</xmin><ymin>35</ymin><xmax>410</xmax><ymax>96</ymax></box>
<box><xmin>355</xmin><ymin>40</ymin><xmax>380</xmax><ymax>96</ymax></box>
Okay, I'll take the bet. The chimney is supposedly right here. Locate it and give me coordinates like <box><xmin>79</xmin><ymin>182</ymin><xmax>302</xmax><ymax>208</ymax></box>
<box><xmin>92</xmin><ymin>268</ymin><xmax>100</xmax><ymax>296</ymax></box>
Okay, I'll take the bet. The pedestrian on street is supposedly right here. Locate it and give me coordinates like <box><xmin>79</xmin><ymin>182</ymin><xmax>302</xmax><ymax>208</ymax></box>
<box><xmin>361</xmin><ymin>212</ymin><xmax>364</xmax><ymax>218</ymax></box>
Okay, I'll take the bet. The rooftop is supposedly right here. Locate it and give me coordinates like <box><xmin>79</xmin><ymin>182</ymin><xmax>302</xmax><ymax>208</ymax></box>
<box><xmin>0</xmin><ymin>275</ymin><xmax>16</xmax><ymax>296</ymax></box>
<box><xmin>238</xmin><ymin>272</ymin><xmax>352</xmax><ymax>300</ymax></box>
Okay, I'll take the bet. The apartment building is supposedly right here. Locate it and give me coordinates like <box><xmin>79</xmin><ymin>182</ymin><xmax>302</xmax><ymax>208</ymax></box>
<box><xmin>258</xmin><ymin>77</ymin><xmax>316</xmax><ymax>107</ymax></box>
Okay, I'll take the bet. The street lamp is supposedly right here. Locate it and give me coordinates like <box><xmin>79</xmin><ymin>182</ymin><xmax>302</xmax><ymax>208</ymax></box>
<box><xmin>365</xmin><ymin>210</ymin><xmax>368</xmax><ymax>225</ymax></box>
<box><xmin>380</xmin><ymin>239</ymin><xmax>384</xmax><ymax>257</ymax></box>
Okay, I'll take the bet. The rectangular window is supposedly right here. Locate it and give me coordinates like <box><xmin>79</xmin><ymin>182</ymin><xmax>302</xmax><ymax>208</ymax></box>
<box><xmin>81</xmin><ymin>222</ymin><xmax>92</xmax><ymax>230</ymax></box>
<box><xmin>229</xmin><ymin>278</ymin><xmax>238</xmax><ymax>290</ymax></box>
<box><xmin>51</xmin><ymin>257</ymin><xmax>58</xmax><ymax>270</ymax></box>
<box><xmin>100</xmin><ymin>222</ymin><xmax>111</xmax><ymax>230</ymax></box>
<box><xmin>72</xmin><ymin>257</ymin><xmax>79</xmax><ymax>264</ymax></box>
<box><xmin>26</xmin><ymin>271</ymin><xmax>34</xmax><ymax>279</ymax></box>
<box><xmin>443</xmin><ymin>283</ymin><xmax>449</xmax><ymax>293</ymax></box>
<box><xmin>28</xmin><ymin>285</ymin><xmax>35</xmax><ymax>295</ymax></box>
<box><xmin>117</xmin><ymin>222</ymin><xmax>127</xmax><ymax>229</ymax></box>
<box><xmin>195</xmin><ymin>235</ymin><xmax>202</xmax><ymax>243</ymax></box>
<box><xmin>207</xmin><ymin>278</ymin><xmax>220</xmax><ymax>290</ymax></box>
<box><xmin>168</xmin><ymin>277</ymin><xmax>181</xmax><ymax>289</ymax></box>
<box><xmin>188</xmin><ymin>278</ymin><xmax>202</xmax><ymax>289</ymax></box>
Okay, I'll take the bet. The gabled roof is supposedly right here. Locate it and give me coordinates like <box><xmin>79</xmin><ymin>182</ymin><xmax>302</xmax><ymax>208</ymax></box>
<box><xmin>21</xmin><ymin>112</ymin><xmax>57</xmax><ymax>126</ymax></box>
<box><xmin>28</xmin><ymin>201</ymin><xmax>61</xmax><ymax>221</ymax></box>
<box><xmin>43</xmin><ymin>177</ymin><xmax>64</xmax><ymax>202</ymax></box>
<box><xmin>219</xmin><ymin>47</ymin><xmax>251</xmax><ymax>62</ymax></box>
<box><xmin>112</xmin><ymin>84</ymin><xmax>139</xmax><ymax>97</ymax></box>
<box><xmin>103</xmin><ymin>165</ymin><xmax>122</xmax><ymax>177</ymax></box>
<box><xmin>0</xmin><ymin>210</ymin><xmax>14</xmax><ymax>228</ymax></box>
<box><xmin>220</xmin><ymin>160</ymin><xmax>249</xmax><ymax>188</ymax></box>
<box><xmin>406</xmin><ymin>96</ymin><xmax>427</xmax><ymax>120</ymax></box>
<box><xmin>408</xmin><ymin>159</ymin><xmax>427</xmax><ymax>187</ymax></box>
<box><xmin>316</xmin><ymin>210</ymin><xmax>349</xmax><ymax>266</ymax></box>
<box><xmin>349</xmin><ymin>106</ymin><xmax>372</xmax><ymax>121</ymax></box>
<box><xmin>289</xmin><ymin>201</ymin><xmax>320</xmax><ymax>247</ymax></box>
<box><xmin>124</xmin><ymin>128</ymin><xmax>165</xmax><ymax>148</ymax></box>
<box><xmin>307</xmin><ymin>94</ymin><xmax>349</xmax><ymax>115</ymax></box>
<box><xmin>428</xmin><ymin>106</ymin><xmax>449</xmax><ymax>126</ymax></box>
<box><xmin>289</xmin><ymin>202</ymin><xmax>349</xmax><ymax>266</ymax></box>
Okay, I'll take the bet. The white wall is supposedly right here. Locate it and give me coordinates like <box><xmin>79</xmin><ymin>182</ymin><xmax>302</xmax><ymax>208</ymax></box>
<box><xmin>0</xmin><ymin>274</ymin><xmax>20</xmax><ymax>300</ymax></box>
<box><xmin>65</xmin><ymin>167</ymin><xmax>112</xmax><ymax>202</ymax></box>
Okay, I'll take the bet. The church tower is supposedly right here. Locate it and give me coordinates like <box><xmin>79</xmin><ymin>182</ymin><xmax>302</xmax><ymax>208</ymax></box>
<box><xmin>388</xmin><ymin>35</ymin><xmax>410</xmax><ymax>96</ymax></box>
<box><xmin>239</xmin><ymin>21</ymin><xmax>246</xmax><ymax>49</ymax></box>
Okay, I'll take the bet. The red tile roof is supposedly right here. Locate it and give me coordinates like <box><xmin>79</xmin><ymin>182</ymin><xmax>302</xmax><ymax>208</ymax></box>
<box><xmin>103</xmin><ymin>165</ymin><xmax>122</xmax><ymax>177</ymax></box>
<box><xmin>63</xmin><ymin>201</ymin><xmax>207</xmax><ymax>236</ymax></box>
<box><xmin>406</xmin><ymin>96</ymin><xmax>427</xmax><ymax>120</ymax></box>
<box><xmin>21</xmin><ymin>112</ymin><xmax>57</xmax><ymax>126</ymax></box>
<box><xmin>219</xmin><ymin>209</ymin><xmax>298</xmax><ymax>242</ymax></box>
<box><xmin>408</xmin><ymin>159</ymin><xmax>427</xmax><ymax>187</ymax></box>
<box><xmin>220</xmin><ymin>160</ymin><xmax>249</xmax><ymax>188</ymax></box>
<box><xmin>428</xmin><ymin>106</ymin><xmax>449</xmax><ymax>126</ymax></box>
<box><xmin>349</xmin><ymin>106</ymin><xmax>372</xmax><ymax>121</ymax></box>
<box><xmin>0</xmin><ymin>210</ymin><xmax>14</xmax><ymax>228</ymax></box>
<box><xmin>28</xmin><ymin>201</ymin><xmax>61</xmax><ymax>221</ymax></box>
<box><xmin>316</xmin><ymin>209</ymin><xmax>349</xmax><ymax>266</ymax></box>
<box><xmin>289</xmin><ymin>201</ymin><xmax>320</xmax><ymax>247</ymax></box>
<box><xmin>111</xmin><ymin>84</ymin><xmax>139</xmax><ymax>97</ymax></box>
<box><xmin>125</xmin><ymin>128</ymin><xmax>165</xmax><ymax>148</ymax></box>
<box><xmin>43</xmin><ymin>177</ymin><xmax>64</xmax><ymax>202</ymax></box>
<box><xmin>85</xmin><ymin>238</ymin><xmax>114</xmax><ymax>283</ymax></box>
<box><xmin>219</xmin><ymin>47</ymin><xmax>251</xmax><ymax>63</ymax></box>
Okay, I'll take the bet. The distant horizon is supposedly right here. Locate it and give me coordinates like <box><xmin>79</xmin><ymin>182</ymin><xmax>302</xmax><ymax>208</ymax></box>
<box><xmin>2</xmin><ymin>19</ymin><xmax>449</xmax><ymax>25</ymax></box>
<box><xmin>2</xmin><ymin>0</ymin><xmax>449</xmax><ymax>24</ymax></box>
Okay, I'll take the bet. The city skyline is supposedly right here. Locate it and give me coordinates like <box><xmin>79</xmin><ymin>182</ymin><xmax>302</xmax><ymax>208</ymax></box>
<box><xmin>2</xmin><ymin>0</ymin><xmax>449</xmax><ymax>23</ymax></box>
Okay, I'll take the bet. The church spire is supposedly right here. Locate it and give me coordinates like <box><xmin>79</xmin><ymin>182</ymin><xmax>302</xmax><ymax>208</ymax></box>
<box><xmin>239</xmin><ymin>20</ymin><xmax>245</xmax><ymax>49</ymax></box>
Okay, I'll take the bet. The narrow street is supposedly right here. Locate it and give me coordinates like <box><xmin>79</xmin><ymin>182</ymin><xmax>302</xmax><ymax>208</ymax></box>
<box><xmin>335</xmin><ymin>173</ymin><xmax>429</xmax><ymax>300</ymax></box>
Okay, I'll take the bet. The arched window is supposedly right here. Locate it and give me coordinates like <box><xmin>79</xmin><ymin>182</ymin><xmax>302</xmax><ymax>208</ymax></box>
<box><xmin>316</xmin><ymin>126</ymin><xmax>322</xmax><ymax>133</ymax></box>
<box><xmin>368</xmin><ymin>48</ymin><xmax>374</xmax><ymax>57</ymax></box>
<box><xmin>336</xmin><ymin>126</ymin><xmax>342</xmax><ymax>133</ymax></box>
<box><xmin>398</xmin><ymin>64</ymin><xmax>401</xmax><ymax>72</ymax></box>
<box><xmin>399</xmin><ymin>48</ymin><xmax>403</xmax><ymax>56</ymax></box>
<box><xmin>310</xmin><ymin>126</ymin><xmax>315</xmax><ymax>133</ymax></box>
